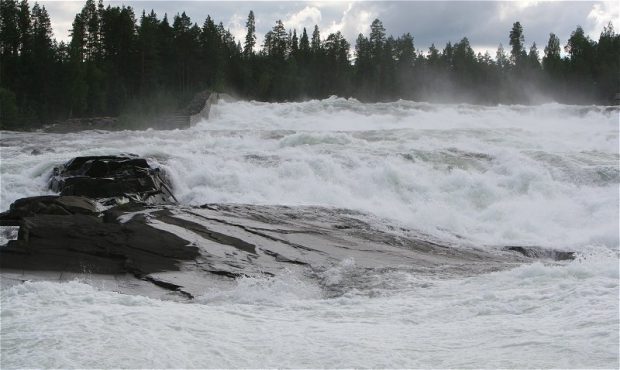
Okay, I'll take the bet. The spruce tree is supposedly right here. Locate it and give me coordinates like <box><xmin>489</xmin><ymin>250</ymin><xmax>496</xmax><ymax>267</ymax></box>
<box><xmin>243</xmin><ymin>10</ymin><xmax>255</xmax><ymax>57</ymax></box>
<box><xmin>311</xmin><ymin>25</ymin><xmax>321</xmax><ymax>52</ymax></box>
<box><xmin>509</xmin><ymin>21</ymin><xmax>526</xmax><ymax>67</ymax></box>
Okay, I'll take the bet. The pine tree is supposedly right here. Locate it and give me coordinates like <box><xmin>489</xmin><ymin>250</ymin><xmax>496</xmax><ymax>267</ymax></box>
<box><xmin>290</xmin><ymin>29</ymin><xmax>299</xmax><ymax>58</ymax></box>
<box><xmin>138</xmin><ymin>10</ymin><xmax>161</xmax><ymax>93</ymax></box>
<box><xmin>0</xmin><ymin>0</ymin><xmax>21</xmax><ymax>91</ymax></box>
<box><xmin>299</xmin><ymin>27</ymin><xmax>310</xmax><ymax>57</ymax></box>
<box><xmin>542</xmin><ymin>33</ymin><xmax>561</xmax><ymax>73</ymax></box>
<box><xmin>509</xmin><ymin>21</ymin><xmax>526</xmax><ymax>67</ymax></box>
<box><xmin>267</xmin><ymin>20</ymin><xmax>287</xmax><ymax>59</ymax></box>
<box><xmin>17</xmin><ymin>0</ymin><xmax>31</xmax><ymax>55</ymax></box>
<box><xmin>3</xmin><ymin>1</ymin><xmax>619</xmax><ymax>125</ymax></box>
<box><xmin>369</xmin><ymin>18</ymin><xmax>386</xmax><ymax>58</ymax></box>
<box><xmin>311</xmin><ymin>25</ymin><xmax>321</xmax><ymax>53</ymax></box>
<box><xmin>0</xmin><ymin>0</ymin><xmax>20</xmax><ymax>59</ymax></box>
<box><xmin>30</xmin><ymin>3</ymin><xmax>55</xmax><ymax>118</ymax></box>
<box><xmin>565</xmin><ymin>26</ymin><xmax>594</xmax><ymax>63</ymax></box>
<box><xmin>395</xmin><ymin>33</ymin><xmax>414</xmax><ymax>67</ymax></box>
<box><xmin>427</xmin><ymin>44</ymin><xmax>439</xmax><ymax>66</ymax></box>
<box><xmin>594</xmin><ymin>22</ymin><xmax>620</xmax><ymax>101</ymax></box>
<box><xmin>0</xmin><ymin>0</ymin><xmax>20</xmax><ymax>127</ymax></box>
<box><xmin>243</xmin><ymin>10</ymin><xmax>255</xmax><ymax>57</ymax></box>
<box><xmin>172</xmin><ymin>12</ymin><xmax>194</xmax><ymax>93</ymax></box>
<box><xmin>495</xmin><ymin>43</ymin><xmax>508</xmax><ymax>70</ymax></box>
<box><xmin>82</xmin><ymin>0</ymin><xmax>101</xmax><ymax>62</ymax></box>
<box><xmin>68</xmin><ymin>12</ymin><xmax>88</xmax><ymax>116</ymax></box>
<box><xmin>527</xmin><ymin>43</ymin><xmax>540</xmax><ymax>69</ymax></box>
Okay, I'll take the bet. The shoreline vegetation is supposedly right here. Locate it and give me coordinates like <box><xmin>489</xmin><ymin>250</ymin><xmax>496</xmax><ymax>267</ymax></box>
<box><xmin>0</xmin><ymin>0</ymin><xmax>619</xmax><ymax>130</ymax></box>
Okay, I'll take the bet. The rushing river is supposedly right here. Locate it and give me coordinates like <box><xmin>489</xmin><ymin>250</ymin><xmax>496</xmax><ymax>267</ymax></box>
<box><xmin>1</xmin><ymin>98</ymin><xmax>618</xmax><ymax>368</ymax></box>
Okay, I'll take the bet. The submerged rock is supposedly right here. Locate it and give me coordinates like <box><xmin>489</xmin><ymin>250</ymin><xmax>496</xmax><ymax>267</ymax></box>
<box><xmin>43</xmin><ymin>116</ymin><xmax>119</xmax><ymax>133</ymax></box>
<box><xmin>505</xmin><ymin>246</ymin><xmax>575</xmax><ymax>261</ymax></box>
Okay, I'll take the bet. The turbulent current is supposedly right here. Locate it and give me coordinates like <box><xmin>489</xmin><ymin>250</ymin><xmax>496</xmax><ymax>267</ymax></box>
<box><xmin>1</xmin><ymin>98</ymin><xmax>619</xmax><ymax>368</ymax></box>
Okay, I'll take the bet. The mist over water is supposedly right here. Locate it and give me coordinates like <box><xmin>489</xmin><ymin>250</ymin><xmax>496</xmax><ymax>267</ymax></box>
<box><xmin>1</xmin><ymin>98</ymin><xmax>618</xmax><ymax>367</ymax></box>
<box><xmin>2</xmin><ymin>98</ymin><xmax>618</xmax><ymax>250</ymax></box>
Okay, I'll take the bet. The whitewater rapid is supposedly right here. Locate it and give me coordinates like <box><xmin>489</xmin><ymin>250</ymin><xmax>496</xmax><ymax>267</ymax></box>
<box><xmin>2</xmin><ymin>99</ymin><xmax>618</xmax><ymax>250</ymax></box>
<box><xmin>1</xmin><ymin>98</ymin><xmax>618</xmax><ymax>367</ymax></box>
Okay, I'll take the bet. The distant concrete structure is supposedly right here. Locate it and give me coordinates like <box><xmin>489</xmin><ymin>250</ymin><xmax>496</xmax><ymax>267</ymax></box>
<box><xmin>189</xmin><ymin>91</ymin><xmax>235</xmax><ymax>126</ymax></box>
<box><xmin>115</xmin><ymin>90</ymin><xmax>232</xmax><ymax>129</ymax></box>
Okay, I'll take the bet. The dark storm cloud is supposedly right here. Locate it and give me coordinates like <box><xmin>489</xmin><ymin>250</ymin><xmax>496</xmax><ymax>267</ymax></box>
<box><xmin>41</xmin><ymin>1</ymin><xmax>618</xmax><ymax>55</ymax></box>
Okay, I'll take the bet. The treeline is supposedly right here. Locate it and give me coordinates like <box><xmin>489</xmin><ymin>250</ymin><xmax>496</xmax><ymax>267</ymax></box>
<box><xmin>1</xmin><ymin>0</ymin><xmax>619</xmax><ymax>129</ymax></box>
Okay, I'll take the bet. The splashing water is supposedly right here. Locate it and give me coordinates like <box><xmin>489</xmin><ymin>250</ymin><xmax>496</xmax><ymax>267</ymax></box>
<box><xmin>1</xmin><ymin>98</ymin><xmax>618</xmax><ymax>367</ymax></box>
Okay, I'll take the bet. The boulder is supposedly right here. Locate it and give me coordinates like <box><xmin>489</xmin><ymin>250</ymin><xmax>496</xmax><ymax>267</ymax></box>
<box><xmin>0</xmin><ymin>196</ymin><xmax>97</xmax><ymax>225</ymax></box>
<box><xmin>48</xmin><ymin>155</ymin><xmax>176</xmax><ymax>204</ymax></box>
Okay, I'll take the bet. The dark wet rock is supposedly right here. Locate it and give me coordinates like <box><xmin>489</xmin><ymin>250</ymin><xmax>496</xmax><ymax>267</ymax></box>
<box><xmin>23</xmin><ymin>147</ymin><xmax>55</xmax><ymax>155</ymax></box>
<box><xmin>506</xmin><ymin>246</ymin><xmax>575</xmax><ymax>261</ymax></box>
<box><xmin>0</xmin><ymin>197</ymin><xmax>200</xmax><ymax>294</ymax></box>
<box><xmin>49</xmin><ymin>156</ymin><xmax>176</xmax><ymax>204</ymax></box>
<box><xmin>0</xmin><ymin>196</ymin><xmax>97</xmax><ymax>225</ymax></box>
<box><xmin>0</xmin><ymin>213</ymin><xmax>198</xmax><ymax>274</ymax></box>
<box><xmin>1</xmin><ymin>194</ymin><xmax>533</xmax><ymax>300</ymax></box>
<box><xmin>0</xmin><ymin>195</ymin><xmax>577</xmax><ymax>300</ymax></box>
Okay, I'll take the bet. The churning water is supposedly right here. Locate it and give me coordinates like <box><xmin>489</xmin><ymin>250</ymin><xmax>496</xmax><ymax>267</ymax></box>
<box><xmin>1</xmin><ymin>98</ymin><xmax>618</xmax><ymax>368</ymax></box>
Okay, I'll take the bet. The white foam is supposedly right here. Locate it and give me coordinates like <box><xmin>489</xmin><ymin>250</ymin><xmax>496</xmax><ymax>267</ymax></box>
<box><xmin>1</xmin><ymin>100</ymin><xmax>618</xmax><ymax>367</ymax></box>
<box><xmin>1</xmin><ymin>255</ymin><xmax>617</xmax><ymax>368</ymax></box>
<box><xmin>0</xmin><ymin>226</ymin><xmax>19</xmax><ymax>245</ymax></box>
<box><xmin>1</xmin><ymin>99</ymin><xmax>618</xmax><ymax>252</ymax></box>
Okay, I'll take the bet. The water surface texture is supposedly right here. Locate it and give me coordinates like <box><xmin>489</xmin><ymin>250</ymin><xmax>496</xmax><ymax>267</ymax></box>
<box><xmin>1</xmin><ymin>98</ymin><xmax>618</xmax><ymax>368</ymax></box>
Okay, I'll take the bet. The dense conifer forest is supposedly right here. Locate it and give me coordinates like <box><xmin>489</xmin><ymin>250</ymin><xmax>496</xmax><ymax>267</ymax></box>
<box><xmin>1</xmin><ymin>0</ymin><xmax>619</xmax><ymax>129</ymax></box>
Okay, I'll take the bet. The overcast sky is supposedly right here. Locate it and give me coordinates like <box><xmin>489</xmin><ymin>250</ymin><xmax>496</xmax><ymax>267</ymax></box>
<box><xmin>40</xmin><ymin>1</ymin><xmax>619</xmax><ymax>55</ymax></box>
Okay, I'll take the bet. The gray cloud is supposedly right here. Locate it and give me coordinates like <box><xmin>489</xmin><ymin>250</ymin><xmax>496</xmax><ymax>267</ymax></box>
<box><xmin>41</xmin><ymin>0</ymin><xmax>618</xmax><ymax>55</ymax></box>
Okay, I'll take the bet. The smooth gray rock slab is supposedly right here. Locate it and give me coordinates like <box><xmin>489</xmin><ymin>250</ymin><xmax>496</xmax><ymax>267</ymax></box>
<box><xmin>2</xmin><ymin>198</ymin><xmax>534</xmax><ymax>300</ymax></box>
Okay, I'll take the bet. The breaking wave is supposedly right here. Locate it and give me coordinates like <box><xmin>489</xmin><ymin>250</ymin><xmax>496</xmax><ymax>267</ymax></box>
<box><xmin>1</xmin><ymin>98</ymin><xmax>618</xmax><ymax>252</ymax></box>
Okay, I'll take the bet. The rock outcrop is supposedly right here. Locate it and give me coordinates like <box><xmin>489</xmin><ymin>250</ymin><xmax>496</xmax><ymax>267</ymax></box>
<box><xmin>49</xmin><ymin>155</ymin><xmax>176</xmax><ymax>204</ymax></box>
<box><xmin>0</xmin><ymin>155</ymin><xmax>575</xmax><ymax>300</ymax></box>
<box><xmin>0</xmin><ymin>197</ymin><xmax>198</xmax><ymax>274</ymax></box>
